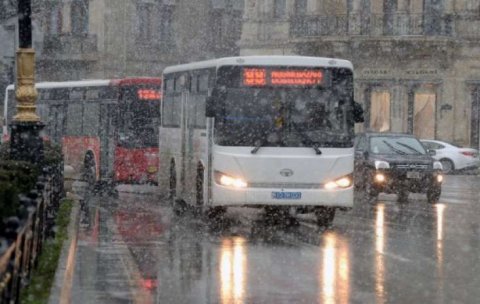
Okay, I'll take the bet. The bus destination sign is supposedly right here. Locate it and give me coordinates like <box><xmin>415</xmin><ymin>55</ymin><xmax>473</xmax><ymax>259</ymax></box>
<box><xmin>243</xmin><ymin>68</ymin><xmax>323</xmax><ymax>87</ymax></box>
<box><xmin>137</xmin><ymin>89</ymin><xmax>162</xmax><ymax>100</ymax></box>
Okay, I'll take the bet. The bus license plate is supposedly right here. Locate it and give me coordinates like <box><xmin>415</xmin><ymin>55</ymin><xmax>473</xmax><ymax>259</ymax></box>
<box><xmin>407</xmin><ymin>172</ymin><xmax>421</xmax><ymax>179</ymax></box>
<box><xmin>272</xmin><ymin>192</ymin><xmax>302</xmax><ymax>200</ymax></box>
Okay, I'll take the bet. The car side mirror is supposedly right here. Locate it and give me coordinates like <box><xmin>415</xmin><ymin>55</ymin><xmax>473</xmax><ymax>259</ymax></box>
<box><xmin>428</xmin><ymin>149</ymin><xmax>436</xmax><ymax>156</ymax></box>
<box><xmin>353</xmin><ymin>101</ymin><xmax>364</xmax><ymax>123</ymax></box>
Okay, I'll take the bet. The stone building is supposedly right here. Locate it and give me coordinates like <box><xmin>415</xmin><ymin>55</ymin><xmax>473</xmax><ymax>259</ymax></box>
<box><xmin>0</xmin><ymin>0</ymin><xmax>244</xmax><ymax>82</ymax></box>
<box><xmin>240</xmin><ymin>0</ymin><xmax>480</xmax><ymax>147</ymax></box>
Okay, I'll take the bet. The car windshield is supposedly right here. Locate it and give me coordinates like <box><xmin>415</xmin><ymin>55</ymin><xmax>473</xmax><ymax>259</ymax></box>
<box><xmin>370</xmin><ymin>136</ymin><xmax>427</xmax><ymax>155</ymax></box>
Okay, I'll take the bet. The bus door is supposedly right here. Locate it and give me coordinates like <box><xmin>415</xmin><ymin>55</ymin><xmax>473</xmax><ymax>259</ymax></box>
<box><xmin>99</xmin><ymin>102</ymin><xmax>116</xmax><ymax>180</ymax></box>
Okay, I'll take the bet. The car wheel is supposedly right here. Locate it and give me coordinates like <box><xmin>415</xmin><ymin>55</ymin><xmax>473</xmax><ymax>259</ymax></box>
<box><xmin>427</xmin><ymin>187</ymin><xmax>441</xmax><ymax>204</ymax></box>
<box><xmin>315</xmin><ymin>207</ymin><xmax>335</xmax><ymax>228</ymax></box>
<box><xmin>440</xmin><ymin>159</ymin><xmax>454</xmax><ymax>174</ymax></box>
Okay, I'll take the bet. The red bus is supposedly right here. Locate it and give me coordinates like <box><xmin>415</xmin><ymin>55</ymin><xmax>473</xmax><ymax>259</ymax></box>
<box><xmin>2</xmin><ymin>78</ymin><xmax>162</xmax><ymax>187</ymax></box>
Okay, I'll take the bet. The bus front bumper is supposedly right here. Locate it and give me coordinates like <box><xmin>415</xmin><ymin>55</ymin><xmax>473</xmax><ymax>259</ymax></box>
<box><xmin>211</xmin><ymin>185</ymin><xmax>353</xmax><ymax>208</ymax></box>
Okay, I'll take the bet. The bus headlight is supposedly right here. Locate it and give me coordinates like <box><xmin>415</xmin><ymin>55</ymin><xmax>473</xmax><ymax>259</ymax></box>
<box><xmin>214</xmin><ymin>171</ymin><xmax>248</xmax><ymax>188</ymax></box>
<box><xmin>324</xmin><ymin>175</ymin><xmax>352</xmax><ymax>190</ymax></box>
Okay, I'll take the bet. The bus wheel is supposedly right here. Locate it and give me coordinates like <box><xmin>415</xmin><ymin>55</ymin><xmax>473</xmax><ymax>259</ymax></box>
<box><xmin>194</xmin><ymin>169</ymin><xmax>204</xmax><ymax>218</ymax></box>
<box><xmin>315</xmin><ymin>207</ymin><xmax>335</xmax><ymax>228</ymax></box>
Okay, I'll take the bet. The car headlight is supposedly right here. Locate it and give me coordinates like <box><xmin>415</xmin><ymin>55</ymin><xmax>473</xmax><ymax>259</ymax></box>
<box><xmin>375</xmin><ymin>173</ymin><xmax>386</xmax><ymax>183</ymax></box>
<box><xmin>374</xmin><ymin>160</ymin><xmax>390</xmax><ymax>170</ymax></box>
<box><xmin>433</xmin><ymin>161</ymin><xmax>443</xmax><ymax>170</ymax></box>
<box><xmin>324</xmin><ymin>174</ymin><xmax>353</xmax><ymax>190</ymax></box>
<box><xmin>437</xmin><ymin>174</ymin><xmax>444</xmax><ymax>183</ymax></box>
<box><xmin>214</xmin><ymin>171</ymin><xmax>247</xmax><ymax>188</ymax></box>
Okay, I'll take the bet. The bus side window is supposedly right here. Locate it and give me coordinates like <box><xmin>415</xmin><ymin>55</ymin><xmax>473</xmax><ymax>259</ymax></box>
<box><xmin>195</xmin><ymin>96</ymin><xmax>206</xmax><ymax>128</ymax></box>
<box><xmin>66</xmin><ymin>102</ymin><xmax>84</xmax><ymax>136</ymax></box>
<box><xmin>165</xmin><ymin>78</ymin><xmax>174</xmax><ymax>93</ymax></box>
<box><xmin>52</xmin><ymin>88</ymin><xmax>68</xmax><ymax>100</ymax></box>
<box><xmin>199</xmin><ymin>74</ymin><xmax>209</xmax><ymax>92</ymax></box>
<box><xmin>99</xmin><ymin>87</ymin><xmax>117</xmax><ymax>100</ymax></box>
<box><xmin>86</xmin><ymin>88</ymin><xmax>100</xmax><ymax>100</ymax></box>
<box><xmin>84</xmin><ymin>102</ymin><xmax>100</xmax><ymax>136</ymax></box>
<box><xmin>175</xmin><ymin>75</ymin><xmax>186</xmax><ymax>92</ymax></box>
<box><xmin>37</xmin><ymin>103</ymin><xmax>49</xmax><ymax>127</ymax></box>
<box><xmin>69</xmin><ymin>88</ymin><xmax>85</xmax><ymax>100</ymax></box>
<box><xmin>190</xmin><ymin>75</ymin><xmax>198</xmax><ymax>93</ymax></box>
<box><xmin>49</xmin><ymin>104</ymin><xmax>66</xmax><ymax>143</ymax></box>
<box><xmin>7</xmin><ymin>90</ymin><xmax>16</xmax><ymax>124</ymax></box>
<box><xmin>162</xmin><ymin>90</ymin><xmax>180</xmax><ymax>128</ymax></box>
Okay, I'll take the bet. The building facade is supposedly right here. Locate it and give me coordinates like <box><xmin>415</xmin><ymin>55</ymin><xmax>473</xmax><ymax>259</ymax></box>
<box><xmin>0</xmin><ymin>0</ymin><xmax>244</xmax><ymax>83</ymax></box>
<box><xmin>240</xmin><ymin>0</ymin><xmax>480</xmax><ymax>148</ymax></box>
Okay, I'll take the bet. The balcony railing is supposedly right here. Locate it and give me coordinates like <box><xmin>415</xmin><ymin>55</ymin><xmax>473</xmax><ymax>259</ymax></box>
<box><xmin>290</xmin><ymin>13</ymin><xmax>460</xmax><ymax>38</ymax></box>
<box><xmin>43</xmin><ymin>34</ymin><xmax>98</xmax><ymax>58</ymax></box>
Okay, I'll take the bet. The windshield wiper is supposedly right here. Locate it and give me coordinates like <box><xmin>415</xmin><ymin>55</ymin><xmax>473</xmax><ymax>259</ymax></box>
<box><xmin>382</xmin><ymin>140</ymin><xmax>407</xmax><ymax>155</ymax></box>
<box><xmin>251</xmin><ymin>137</ymin><xmax>267</xmax><ymax>154</ymax></box>
<box><xmin>292</xmin><ymin>123</ymin><xmax>322</xmax><ymax>155</ymax></box>
<box><xmin>395</xmin><ymin>141</ymin><xmax>423</xmax><ymax>155</ymax></box>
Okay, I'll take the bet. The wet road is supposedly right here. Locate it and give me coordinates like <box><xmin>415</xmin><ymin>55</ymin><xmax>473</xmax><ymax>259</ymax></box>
<box><xmin>69</xmin><ymin>176</ymin><xmax>480</xmax><ymax>304</ymax></box>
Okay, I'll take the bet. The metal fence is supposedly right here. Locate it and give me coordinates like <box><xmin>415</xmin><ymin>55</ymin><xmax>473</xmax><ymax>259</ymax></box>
<box><xmin>0</xmin><ymin>164</ymin><xmax>63</xmax><ymax>304</ymax></box>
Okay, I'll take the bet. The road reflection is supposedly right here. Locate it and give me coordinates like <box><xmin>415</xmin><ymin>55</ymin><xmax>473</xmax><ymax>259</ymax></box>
<box><xmin>319</xmin><ymin>231</ymin><xmax>350</xmax><ymax>304</ymax></box>
<box><xmin>95</xmin><ymin>196</ymin><xmax>456</xmax><ymax>304</ymax></box>
<box><xmin>375</xmin><ymin>203</ymin><xmax>386</xmax><ymax>304</ymax></box>
<box><xmin>220</xmin><ymin>237</ymin><xmax>247</xmax><ymax>304</ymax></box>
<box><xmin>435</xmin><ymin>203</ymin><xmax>446</xmax><ymax>303</ymax></box>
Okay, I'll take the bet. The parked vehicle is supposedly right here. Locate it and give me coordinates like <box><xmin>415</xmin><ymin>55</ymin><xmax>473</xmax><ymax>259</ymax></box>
<box><xmin>354</xmin><ymin>132</ymin><xmax>443</xmax><ymax>204</ymax></box>
<box><xmin>420</xmin><ymin>139</ymin><xmax>480</xmax><ymax>174</ymax></box>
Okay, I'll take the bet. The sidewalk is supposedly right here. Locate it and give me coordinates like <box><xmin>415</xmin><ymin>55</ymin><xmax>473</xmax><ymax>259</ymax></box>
<box><xmin>48</xmin><ymin>190</ymin><xmax>82</xmax><ymax>304</ymax></box>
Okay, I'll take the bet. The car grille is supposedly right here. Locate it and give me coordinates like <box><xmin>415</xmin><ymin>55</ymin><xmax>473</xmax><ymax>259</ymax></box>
<box><xmin>248</xmin><ymin>182</ymin><xmax>322</xmax><ymax>189</ymax></box>
<box><xmin>393</xmin><ymin>163</ymin><xmax>430</xmax><ymax>170</ymax></box>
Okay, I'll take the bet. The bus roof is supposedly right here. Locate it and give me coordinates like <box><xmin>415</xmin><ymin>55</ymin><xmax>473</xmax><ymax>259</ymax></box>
<box><xmin>163</xmin><ymin>56</ymin><xmax>354</xmax><ymax>74</ymax></box>
<box><xmin>5</xmin><ymin>77</ymin><xmax>162</xmax><ymax>90</ymax></box>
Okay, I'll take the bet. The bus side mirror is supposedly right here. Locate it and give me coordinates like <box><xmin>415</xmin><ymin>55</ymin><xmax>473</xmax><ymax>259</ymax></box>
<box><xmin>206</xmin><ymin>96</ymin><xmax>216</xmax><ymax>118</ymax></box>
<box><xmin>353</xmin><ymin>101</ymin><xmax>364</xmax><ymax>123</ymax></box>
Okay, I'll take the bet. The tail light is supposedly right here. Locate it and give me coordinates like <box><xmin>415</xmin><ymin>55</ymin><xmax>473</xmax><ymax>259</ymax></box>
<box><xmin>461</xmin><ymin>151</ymin><xmax>477</xmax><ymax>157</ymax></box>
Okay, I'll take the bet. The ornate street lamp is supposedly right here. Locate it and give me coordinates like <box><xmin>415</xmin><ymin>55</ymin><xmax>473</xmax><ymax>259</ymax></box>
<box><xmin>10</xmin><ymin>0</ymin><xmax>44</xmax><ymax>163</ymax></box>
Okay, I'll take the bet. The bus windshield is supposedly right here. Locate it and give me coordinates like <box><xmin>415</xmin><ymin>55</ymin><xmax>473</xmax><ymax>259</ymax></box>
<box><xmin>119</xmin><ymin>86</ymin><xmax>161</xmax><ymax>148</ymax></box>
<box><xmin>215</xmin><ymin>67</ymin><xmax>353</xmax><ymax>147</ymax></box>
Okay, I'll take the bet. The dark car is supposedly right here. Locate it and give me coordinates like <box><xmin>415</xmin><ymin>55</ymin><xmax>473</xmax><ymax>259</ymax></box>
<box><xmin>354</xmin><ymin>132</ymin><xmax>444</xmax><ymax>203</ymax></box>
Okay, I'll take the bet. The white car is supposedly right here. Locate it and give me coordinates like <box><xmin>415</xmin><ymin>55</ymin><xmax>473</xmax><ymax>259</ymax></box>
<box><xmin>421</xmin><ymin>139</ymin><xmax>480</xmax><ymax>173</ymax></box>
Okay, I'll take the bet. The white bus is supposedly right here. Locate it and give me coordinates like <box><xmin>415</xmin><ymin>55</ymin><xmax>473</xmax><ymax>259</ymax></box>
<box><xmin>3</xmin><ymin>78</ymin><xmax>162</xmax><ymax>187</ymax></box>
<box><xmin>159</xmin><ymin>56</ymin><xmax>363</xmax><ymax>226</ymax></box>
